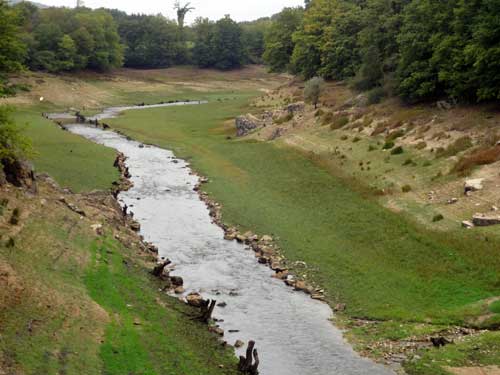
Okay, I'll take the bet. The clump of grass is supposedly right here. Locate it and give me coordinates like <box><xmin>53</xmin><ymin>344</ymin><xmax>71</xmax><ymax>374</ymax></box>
<box><xmin>330</xmin><ymin>115</ymin><xmax>349</xmax><ymax>130</ymax></box>
<box><xmin>432</xmin><ymin>214</ymin><xmax>444</xmax><ymax>222</ymax></box>
<box><xmin>402</xmin><ymin>184</ymin><xmax>412</xmax><ymax>193</ymax></box>
<box><xmin>367</xmin><ymin>87</ymin><xmax>386</xmax><ymax>105</ymax></box>
<box><xmin>6</xmin><ymin>237</ymin><xmax>15</xmax><ymax>248</ymax></box>
<box><xmin>275</xmin><ymin>112</ymin><xmax>293</xmax><ymax>124</ymax></box>
<box><xmin>340</xmin><ymin>135</ymin><xmax>349</xmax><ymax>141</ymax></box>
<box><xmin>453</xmin><ymin>146</ymin><xmax>500</xmax><ymax>175</ymax></box>
<box><xmin>403</xmin><ymin>158</ymin><xmax>415</xmax><ymax>166</ymax></box>
<box><xmin>10</xmin><ymin>208</ymin><xmax>20</xmax><ymax>225</ymax></box>
<box><xmin>423</xmin><ymin>160</ymin><xmax>432</xmax><ymax>167</ymax></box>
<box><xmin>383</xmin><ymin>141</ymin><xmax>395</xmax><ymax>150</ymax></box>
<box><xmin>436</xmin><ymin>136</ymin><xmax>473</xmax><ymax>158</ymax></box>
<box><xmin>353</xmin><ymin>136</ymin><xmax>361</xmax><ymax>143</ymax></box>
<box><xmin>391</xmin><ymin>146</ymin><xmax>404</xmax><ymax>155</ymax></box>
<box><xmin>490</xmin><ymin>300</ymin><xmax>500</xmax><ymax>314</ymax></box>
<box><xmin>368</xmin><ymin>145</ymin><xmax>376</xmax><ymax>152</ymax></box>
<box><xmin>315</xmin><ymin>109</ymin><xmax>325</xmax><ymax>117</ymax></box>
<box><xmin>386</xmin><ymin>129</ymin><xmax>405</xmax><ymax>143</ymax></box>
<box><xmin>415</xmin><ymin>141</ymin><xmax>427</xmax><ymax>150</ymax></box>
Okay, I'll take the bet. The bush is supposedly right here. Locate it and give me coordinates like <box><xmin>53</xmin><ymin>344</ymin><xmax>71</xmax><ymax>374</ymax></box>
<box><xmin>453</xmin><ymin>146</ymin><xmax>500</xmax><ymax>175</ymax></box>
<box><xmin>340</xmin><ymin>135</ymin><xmax>348</xmax><ymax>141</ymax></box>
<box><xmin>368</xmin><ymin>145</ymin><xmax>376</xmax><ymax>152</ymax></box>
<box><xmin>315</xmin><ymin>109</ymin><xmax>325</xmax><ymax>117</ymax></box>
<box><xmin>352</xmin><ymin>136</ymin><xmax>361</xmax><ymax>143</ymax></box>
<box><xmin>415</xmin><ymin>141</ymin><xmax>427</xmax><ymax>150</ymax></box>
<box><xmin>401</xmin><ymin>184</ymin><xmax>412</xmax><ymax>193</ymax></box>
<box><xmin>391</xmin><ymin>146</ymin><xmax>404</xmax><ymax>155</ymax></box>
<box><xmin>304</xmin><ymin>77</ymin><xmax>325</xmax><ymax>109</ymax></box>
<box><xmin>10</xmin><ymin>208</ymin><xmax>20</xmax><ymax>225</ymax></box>
<box><xmin>6</xmin><ymin>237</ymin><xmax>15</xmax><ymax>248</ymax></box>
<box><xmin>367</xmin><ymin>87</ymin><xmax>386</xmax><ymax>105</ymax></box>
<box><xmin>403</xmin><ymin>158</ymin><xmax>415</xmax><ymax>166</ymax></box>
<box><xmin>386</xmin><ymin>129</ymin><xmax>405</xmax><ymax>143</ymax></box>
<box><xmin>382</xmin><ymin>141</ymin><xmax>395</xmax><ymax>150</ymax></box>
<box><xmin>432</xmin><ymin>214</ymin><xmax>444</xmax><ymax>222</ymax></box>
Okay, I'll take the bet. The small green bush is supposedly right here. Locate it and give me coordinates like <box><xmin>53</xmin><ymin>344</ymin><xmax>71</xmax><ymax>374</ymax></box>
<box><xmin>386</xmin><ymin>129</ymin><xmax>405</xmax><ymax>143</ymax></box>
<box><xmin>352</xmin><ymin>136</ymin><xmax>361</xmax><ymax>143</ymax></box>
<box><xmin>367</xmin><ymin>87</ymin><xmax>385</xmax><ymax>105</ymax></box>
<box><xmin>10</xmin><ymin>208</ymin><xmax>20</xmax><ymax>225</ymax></box>
<box><xmin>436</xmin><ymin>136</ymin><xmax>473</xmax><ymax>158</ymax></box>
<box><xmin>432</xmin><ymin>214</ymin><xmax>444</xmax><ymax>222</ymax></box>
<box><xmin>391</xmin><ymin>146</ymin><xmax>404</xmax><ymax>155</ymax></box>
<box><xmin>403</xmin><ymin>158</ymin><xmax>414</xmax><ymax>166</ymax></box>
<box><xmin>402</xmin><ymin>184</ymin><xmax>412</xmax><ymax>193</ymax></box>
<box><xmin>383</xmin><ymin>141</ymin><xmax>395</xmax><ymax>150</ymax></box>
<box><xmin>368</xmin><ymin>145</ymin><xmax>376</xmax><ymax>152</ymax></box>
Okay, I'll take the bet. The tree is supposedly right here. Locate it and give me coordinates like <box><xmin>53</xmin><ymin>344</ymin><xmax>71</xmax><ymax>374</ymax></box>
<box><xmin>304</xmin><ymin>77</ymin><xmax>324</xmax><ymax>109</ymax></box>
<box><xmin>262</xmin><ymin>7</ymin><xmax>303</xmax><ymax>72</ymax></box>
<box><xmin>0</xmin><ymin>0</ymin><xmax>27</xmax><ymax>95</ymax></box>
<box><xmin>192</xmin><ymin>17</ymin><xmax>216</xmax><ymax>68</ymax></box>
<box><xmin>174</xmin><ymin>1</ymin><xmax>194</xmax><ymax>29</ymax></box>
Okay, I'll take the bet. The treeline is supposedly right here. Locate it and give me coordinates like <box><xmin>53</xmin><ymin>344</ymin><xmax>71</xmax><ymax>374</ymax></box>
<box><xmin>263</xmin><ymin>0</ymin><xmax>500</xmax><ymax>103</ymax></box>
<box><xmin>0</xmin><ymin>0</ymin><xmax>268</xmax><ymax>84</ymax></box>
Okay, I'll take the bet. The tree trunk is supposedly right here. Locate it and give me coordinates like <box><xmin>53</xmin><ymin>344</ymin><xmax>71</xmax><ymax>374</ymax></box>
<box><xmin>151</xmin><ymin>259</ymin><xmax>171</xmax><ymax>277</ymax></box>
<box><xmin>238</xmin><ymin>341</ymin><xmax>259</xmax><ymax>374</ymax></box>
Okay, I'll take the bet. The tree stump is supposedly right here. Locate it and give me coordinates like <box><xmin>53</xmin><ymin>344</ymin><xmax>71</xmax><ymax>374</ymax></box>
<box><xmin>151</xmin><ymin>259</ymin><xmax>171</xmax><ymax>277</ymax></box>
<box><xmin>238</xmin><ymin>341</ymin><xmax>259</xmax><ymax>375</ymax></box>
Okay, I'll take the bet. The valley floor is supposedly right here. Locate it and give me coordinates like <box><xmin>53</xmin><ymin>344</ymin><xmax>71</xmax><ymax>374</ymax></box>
<box><xmin>1</xmin><ymin>66</ymin><xmax>500</xmax><ymax>374</ymax></box>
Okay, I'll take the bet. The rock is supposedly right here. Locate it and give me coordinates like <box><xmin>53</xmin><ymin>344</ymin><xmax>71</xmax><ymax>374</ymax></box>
<box><xmin>186</xmin><ymin>293</ymin><xmax>203</xmax><ymax>307</ymax></box>
<box><xmin>334</xmin><ymin>303</ymin><xmax>347</xmax><ymax>312</ymax></box>
<box><xmin>273</xmin><ymin>270</ymin><xmax>289</xmax><ymax>280</ymax></box>
<box><xmin>492</xmin><ymin>206</ymin><xmax>499</xmax><ymax>212</ymax></box>
<box><xmin>224</xmin><ymin>233</ymin><xmax>236</xmax><ymax>241</ymax></box>
<box><xmin>170</xmin><ymin>276</ymin><xmax>184</xmax><ymax>287</ymax></box>
<box><xmin>286</xmin><ymin>102</ymin><xmax>305</xmax><ymax>115</ymax></box>
<box><xmin>210</xmin><ymin>327</ymin><xmax>224</xmax><ymax>336</ymax></box>
<box><xmin>462</xmin><ymin>220</ymin><xmax>474</xmax><ymax>229</ymax></box>
<box><xmin>234</xmin><ymin>340</ymin><xmax>245</xmax><ymax>348</ymax></box>
<box><xmin>294</xmin><ymin>280</ymin><xmax>308</xmax><ymax>292</ymax></box>
<box><xmin>2</xmin><ymin>158</ymin><xmax>37</xmax><ymax>192</ymax></box>
<box><xmin>90</xmin><ymin>223</ymin><xmax>103</xmax><ymax>235</ymax></box>
<box><xmin>436</xmin><ymin>100</ymin><xmax>453</xmax><ymax>111</ymax></box>
<box><xmin>235</xmin><ymin>114</ymin><xmax>262</xmax><ymax>137</ymax></box>
<box><xmin>260</xmin><ymin>235</ymin><xmax>273</xmax><ymax>242</ymax></box>
<box><xmin>447</xmin><ymin>198</ymin><xmax>458</xmax><ymax>205</ymax></box>
<box><xmin>269</xmin><ymin>127</ymin><xmax>285</xmax><ymax>141</ymax></box>
<box><xmin>258</xmin><ymin>257</ymin><xmax>268</xmax><ymax>264</ymax></box>
<box><xmin>217</xmin><ymin>302</ymin><xmax>227</xmax><ymax>308</ymax></box>
<box><xmin>133</xmin><ymin>318</ymin><xmax>142</xmax><ymax>326</ymax></box>
<box><xmin>174</xmin><ymin>286</ymin><xmax>185</xmax><ymax>294</ymax></box>
<box><xmin>130</xmin><ymin>221</ymin><xmax>141</xmax><ymax>232</ymax></box>
<box><xmin>472</xmin><ymin>214</ymin><xmax>500</xmax><ymax>227</ymax></box>
<box><xmin>465</xmin><ymin>179</ymin><xmax>484</xmax><ymax>193</ymax></box>
<box><xmin>235</xmin><ymin>234</ymin><xmax>247</xmax><ymax>243</ymax></box>
<box><xmin>311</xmin><ymin>294</ymin><xmax>325</xmax><ymax>301</ymax></box>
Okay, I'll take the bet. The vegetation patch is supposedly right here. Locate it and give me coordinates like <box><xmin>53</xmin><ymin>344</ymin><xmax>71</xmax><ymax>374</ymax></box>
<box><xmin>436</xmin><ymin>136</ymin><xmax>473</xmax><ymax>158</ymax></box>
<box><xmin>453</xmin><ymin>146</ymin><xmax>500</xmax><ymax>175</ymax></box>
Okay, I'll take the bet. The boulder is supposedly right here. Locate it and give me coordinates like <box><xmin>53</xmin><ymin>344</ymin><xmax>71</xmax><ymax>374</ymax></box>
<box><xmin>186</xmin><ymin>293</ymin><xmax>204</xmax><ymax>307</ymax></box>
<box><xmin>235</xmin><ymin>115</ymin><xmax>262</xmax><ymax>137</ymax></box>
<box><xmin>286</xmin><ymin>102</ymin><xmax>305</xmax><ymax>115</ymax></box>
<box><xmin>260</xmin><ymin>235</ymin><xmax>273</xmax><ymax>242</ymax></box>
<box><xmin>174</xmin><ymin>286</ymin><xmax>185</xmax><ymax>294</ymax></box>
<box><xmin>2</xmin><ymin>159</ymin><xmax>37</xmax><ymax>192</ymax></box>
<box><xmin>170</xmin><ymin>276</ymin><xmax>184</xmax><ymax>287</ymax></box>
<box><xmin>465</xmin><ymin>179</ymin><xmax>484</xmax><ymax>193</ymax></box>
<box><xmin>472</xmin><ymin>214</ymin><xmax>500</xmax><ymax>227</ymax></box>
<box><xmin>234</xmin><ymin>340</ymin><xmax>245</xmax><ymax>348</ymax></box>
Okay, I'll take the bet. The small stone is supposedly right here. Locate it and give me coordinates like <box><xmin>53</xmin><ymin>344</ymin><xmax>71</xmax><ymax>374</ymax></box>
<box><xmin>234</xmin><ymin>340</ymin><xmax>244</xmax><ymax>348</ymax></box>
<box><xmin>235</xmin><ymin>235</ymin><xmax>247</xmax><ymax>243</ymax></box>
<box><xmin>261</xmin><ymin>235</ymin><xmax>273</xmax><ymax>242</ymax></box>
<box><xmin>334</xmin><ymin>303</ymin><xmax>347</xmax><ymax>312</ymax></box>
<box><xmin>447</xmin><ymin>198</ymin><xmax>458</xmax><ymax>205</ymax></box>
<box><xmin>174</xmin><ymin>286</ymin><xmax>185</xmax><ymax>294</ymax></box>
<box><xmin>170</xmin><ymin>276</ymin><xmax>184</xmax><ymax>287</ymax></box>
<box><xmin>186</xmin><ymin>293</ymin><xmax>203</xmax><ymax>307</ymax></box>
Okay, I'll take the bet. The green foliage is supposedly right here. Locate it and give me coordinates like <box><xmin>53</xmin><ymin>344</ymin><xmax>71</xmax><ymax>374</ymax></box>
<box><xmin>490</xmin><ymin>300</ymin><xmax>500</xmax><ymax>314</ymax></box>
<box><xmin>262</xmin><ymin>7</ymin><xmax>303</xmax><ymax>72</ymax></box>
<box><xmin>401</xmin><ymin>184</ymin><xmax>412</xmax><ymax>192</ymax></box>
<box><xmin>330</xmin><ymin>115</ymin><xmax>349</xmax><ymax>130</ymax></box>
<box><xmin>391</xmin><ymin>146</ymin><xmax>404</xmax><ymax>155</ymax></box>
<box><xmin>382</xmin><ymin>141</ymin><xmax>395</xmax><ymax>150</ymax></box>
<box><xmin>19</xmin><ymin>6</ymin><xmax>123</xmax><ymax>72</ymax></box>
<box><xmin>0</xmin><ymin>106</ymin><xmax>32</xmax><ymax>163</ymax></box>
<box><xmin>304</xmin><ymin>77</ymin><xmax>324</xmax><ymax>108</ymax></box>
<box><xmin>240</xmin><ymin>18</ymin><xmax>271</xmax><ymax>64</ymax></box>
<box><xmin>432</xmin><ymin>214</ymin><xmax>444</xmax><ymax>222</ymax></box>
<box><xmin>436</xmin><ymin>136</ymin><xmax>473</xmax><ymax>158</ymax></box>
<box><xmin>0</xmin><ymin>0</ymin><xmax>27</xmax><ymax>96</ymax></box>
<box><xmin>367</xmin><ymin>86</ymin><xmax>386</xmax><ymax>104</ymax></box>
<box><xmin>192</xmin><ymin>16</ymin><xmax>245</xmax><ymax>70</ymax></box>
<box><xmin>110</xmin><ymin>11</ymin><xmax>184</xmax><ymax>68</ymax></box>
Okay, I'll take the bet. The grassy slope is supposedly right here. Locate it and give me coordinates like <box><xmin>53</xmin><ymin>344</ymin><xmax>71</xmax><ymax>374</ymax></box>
<box><xmin>14</xmin><ymin>107</ymin><xmax>119</xmax><ymax>192</ymax></box>
<box><xmin>0</xmin><ymin>189</ymin><xmax>238</xmax><ymax>374</ymax></box>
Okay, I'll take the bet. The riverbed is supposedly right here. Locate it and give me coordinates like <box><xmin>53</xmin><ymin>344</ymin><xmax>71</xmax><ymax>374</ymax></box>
<box><xmin>59</xmin><ymin>102</ymin><xmax>393</xmax><ymax>375</ymax></box>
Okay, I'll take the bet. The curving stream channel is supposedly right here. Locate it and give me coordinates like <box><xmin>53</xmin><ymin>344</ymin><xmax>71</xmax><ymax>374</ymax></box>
<box><xmin>54</xmin><ymin>102</ymin><xmax>393</xmax><ymax>375</ymax></box>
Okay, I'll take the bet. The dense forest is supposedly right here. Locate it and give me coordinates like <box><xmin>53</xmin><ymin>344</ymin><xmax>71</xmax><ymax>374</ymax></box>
<box><xmin>2</xmin><ymin>0</ymin><xmax>500</xmax><ymax>103</ymax></box>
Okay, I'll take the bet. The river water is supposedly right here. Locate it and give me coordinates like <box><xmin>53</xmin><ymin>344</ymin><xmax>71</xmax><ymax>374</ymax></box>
<box><xmin>59</xmin><ymin>103</ymin><xmax>393</xmax><ymax>375</ymax></box>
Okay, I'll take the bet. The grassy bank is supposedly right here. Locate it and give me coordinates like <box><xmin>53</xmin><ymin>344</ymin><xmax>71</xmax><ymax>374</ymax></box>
<box><xmin>0</xmin><ymin>182</ymin><xmax>238</xmax><ymax>374</ymax></box>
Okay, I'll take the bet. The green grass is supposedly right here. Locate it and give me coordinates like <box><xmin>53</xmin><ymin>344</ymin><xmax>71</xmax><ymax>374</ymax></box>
<box><xmin>14</xmin><ymin>107</ymin><xmax>119</xmax><ymax>192</ymax></box>
<box><xmin>106</xmin><ymin>98</ymin><xmax>500</xmax><ymax>323</ymax></box>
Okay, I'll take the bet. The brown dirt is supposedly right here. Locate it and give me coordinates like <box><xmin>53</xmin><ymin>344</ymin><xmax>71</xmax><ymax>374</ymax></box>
<box><xmin>447</xmin><ymin>366</ymin><xmax>500</xmax><ymax>375</ymax></box>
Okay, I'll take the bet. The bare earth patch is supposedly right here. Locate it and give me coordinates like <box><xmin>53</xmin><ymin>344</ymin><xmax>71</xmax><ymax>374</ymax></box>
<box><xmin>447</xmin><ymin>366</ymin><xmax>500</xmax><ymax>375</ymax></box>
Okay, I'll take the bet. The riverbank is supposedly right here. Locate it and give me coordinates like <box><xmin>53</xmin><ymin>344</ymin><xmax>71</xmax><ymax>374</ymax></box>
<box><xmin>102</xmin><ymin>89</ymin><xmax>500</xmax><ymax>373</ymax></box>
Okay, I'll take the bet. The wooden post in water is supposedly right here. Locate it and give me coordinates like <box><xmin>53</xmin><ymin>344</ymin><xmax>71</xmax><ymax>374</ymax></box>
<box><xmin>238</xmin><ymin>340</ymin><xmax>259</xmax><ymax>375</ymax></box>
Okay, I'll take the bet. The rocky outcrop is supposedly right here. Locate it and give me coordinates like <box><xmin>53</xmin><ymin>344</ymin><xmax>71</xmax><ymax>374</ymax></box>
<box><xmin>465</xmin><ymin>179</ymin><xmax>484</xmax><ymax>194</ymax></box>
<box><xmin>2</xmin><ymin>159</ymin><xmax>37</xmax><ymax>192</ymax></box>
<box><xmin>235</xmin><ymin>115</ymin><xmax>263</xmax><ymax>137</ymax></box>
<box><xmin>286</xmin><ymin>102</ymin><xmax>305</xmax><ymax>115</ymax></box>
<box><xmin>472</xmin><ymin>214</ymin><xmax>500</xmax><ymax>227</ymax></box>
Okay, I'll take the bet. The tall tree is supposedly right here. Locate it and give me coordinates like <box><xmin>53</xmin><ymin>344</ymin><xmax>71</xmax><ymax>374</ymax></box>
<box><xmin>174</xmin><ymin>1</ymin><xmax>194</xmax><ymax>29</ymax></box>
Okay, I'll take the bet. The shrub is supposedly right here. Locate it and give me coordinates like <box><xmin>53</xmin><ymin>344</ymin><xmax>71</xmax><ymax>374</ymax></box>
<box><xmin>436</xmin><ymin>136</ymin><xmax>473</xmax><ymax>158</ymax></box>
<box><xmin>315</xmin><ymin>109</ymin><xmax>325</xmax><ymax>117</ymax></box>
<box><xmin>304</xmin><ymin>77</ymin><xmax>325</xmax><ymax>109</ymax></box>
<box><xmin>391</xmin><ymin>146</ymin><xmax>404</xmax><ymax>155</ymax></box>
<box><xmin>386</xmin><ymin>129</ymin><xmax>405</xmax><ymax>143</ymax></box>
<box><xmin>403</xmin><ymin>158</ymin><xmax>414</xmax><ymax>166</ymax></box>
<box><xmin>367</xmin><ymin>87</ymin><xmax>386</xmax><ymax>105</ymax></box>
<box><xmin>6</xmin><ymin>237</ymin><xmax>15</xmax><ymax>248</ymax></box>
<box><xmin>453</xmin><ymin>146</ymin><xmax>500</xmax><ymax>175</ymax></box>
<box><xmin>383</xmin><ymin>141</ymin><xmax>395</xmax><ymax>150</ymax></box>
<box><xmin>432</xmin><ymin>214</ymin><xmax>444</xmax><ymax>222</ymax></box>
<box><xmin>401</xmin><ymin>185</ymin><xmax>412</xmax><ymax>193</ymax></box>
<box><xmin>10</xmin><ymin>208</ymin><xmax>20</xmax><ymax>225</ymax></box>
<box><xmin>368</xmin><ymin>145</ymin><xmax>376</xmax><ymax>152</ymax></box>
<box><xmin>352</xmin><ymin>136</ymin><xmax>361</xmax><ymax>143</ymax></box>
<box><xmin>340</xmin><ymin>135</ymin><xmax>348</xmax><ymax>141</ymax></box>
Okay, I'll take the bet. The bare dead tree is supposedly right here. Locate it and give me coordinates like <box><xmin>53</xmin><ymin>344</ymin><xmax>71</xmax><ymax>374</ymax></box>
<box><xmin>238</xmin><ymin>341</ymin><xmax>259</xmax><ymax>374</ymax></box>
<box><xmin>174</xmin><ymin>1</ymin><xmax>194</xmax><ymax>28</ymax></box>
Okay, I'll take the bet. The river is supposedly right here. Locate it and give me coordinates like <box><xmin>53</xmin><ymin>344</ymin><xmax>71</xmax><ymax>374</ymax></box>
<box><xmin>55</xmin><ymin>102</ymin><xmax>394</xmax><ymax>375</ymax></box>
